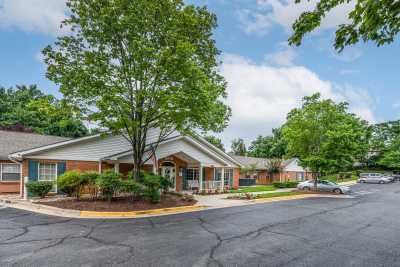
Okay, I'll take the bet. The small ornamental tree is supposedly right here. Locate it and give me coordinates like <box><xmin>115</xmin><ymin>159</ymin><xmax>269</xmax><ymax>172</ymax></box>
<box><xmin>282</xmin><ymin>93</ymin><xmax>369</xmax><ymax>189</ymax></box>
<box><xmin>43</xmin><ymin>0</ymin><xmax>230</xmax><ymax>181</ymax></box>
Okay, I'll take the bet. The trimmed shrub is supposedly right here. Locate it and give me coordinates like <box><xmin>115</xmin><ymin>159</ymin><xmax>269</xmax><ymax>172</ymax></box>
<box><xmin>142</xmin><ymin>172</ymin><xmax>164</xmax><ymax>203</ymax></box>
<box><xmin>120</xmin><ymin>179</ymin><xmax>143</xmax><ymax>198</ymax></box>
<box><xmin>95</xmin><ymin>170</ymin><xmax>122</xmax><ymax>202</ymax></box>
<box><xmin>26</xmin><ymin>181</ymin><xmax>54</xmax><ymax>198</ymax></box>
<box><xmin>57</xmin><ymin>170</ymin><xmax>86</xmax><ymax>199</ymax></box>
<box><xmin>80</xmin><ymin>171</ymin><xmax>100</xmax><ymax>199</ymax></box>
<box><xmin>272</xmin><ymin>181</ymin><xmax>299</xmax><ymax>188</ymax></box>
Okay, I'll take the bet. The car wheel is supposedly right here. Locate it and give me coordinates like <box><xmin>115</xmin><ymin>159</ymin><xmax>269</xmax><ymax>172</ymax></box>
<box><xmin>379</xmin><ymin>180</ymin><xmax>385</xmax><ymax>184</ymax></box>
<box><xmin>303</xmin><ymin>186</ymin><xmax>310</xmax><ymax>191</ymax></box>
<box><xmin>360</xmin><ymin>180</ymin><xmax>365</xmax><ymax>183</ymax></box>
<box><xmin>333</xmin><ymin>188</ymin><xmax>342</xmax><ymax>194</ymax></box>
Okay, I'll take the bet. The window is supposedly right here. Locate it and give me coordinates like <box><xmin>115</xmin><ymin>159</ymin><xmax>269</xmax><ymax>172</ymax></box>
<box><xmin>214</xmin><ymin>168</ymin><xmax>222</xmax><ymax>181</ymax></box>
<box><xmin>38</xmin><ymin>163</ymin><xmax>57</xmax><ymax>181</ymax></box>
<box><xmin>186</xmin><ymin>168</ymin><xmax>199</xmax><ymax>180</ymax></box>
<box><xmin>224</xmin><ymin>169</ymin><xmax>233</xmax><ymax>187</ymax></box>
<box><xmin>0</xmin><ymin>163</ymin><xmax>20</xmax><ymax>182</ymax></box>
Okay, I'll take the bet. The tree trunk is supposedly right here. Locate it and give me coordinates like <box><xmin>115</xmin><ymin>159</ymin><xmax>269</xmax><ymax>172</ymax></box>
<box><xmin>313</xmin><ymin>172</ymin><xmax>318</xmax><ymax>191</ymax></box>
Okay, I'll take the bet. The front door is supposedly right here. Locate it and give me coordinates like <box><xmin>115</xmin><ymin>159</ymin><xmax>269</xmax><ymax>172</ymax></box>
<box><xmin>162</xmin><ymin>166</ymin><xmax>176</xmax><ymax>191</ymax></box>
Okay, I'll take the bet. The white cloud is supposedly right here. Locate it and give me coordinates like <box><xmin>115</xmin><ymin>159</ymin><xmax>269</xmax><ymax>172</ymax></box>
<box><xmin>218</xmin><ymin>53</ymin><xmax>375</xmax><ymax>146</ymax></box>
<box><xmin>239</xmin><ymin>0</ymin><xmax>355</xmax><ymax>36</ymax></box>
<box><xmin>264</xmin><ymin>46</ymin><xmax>297</xmax><ymax>66</ymax></box>
<box><xmin>0</xmin><ymin>0</ymin><xmax>68</xmax><ymax>35</ymax></box>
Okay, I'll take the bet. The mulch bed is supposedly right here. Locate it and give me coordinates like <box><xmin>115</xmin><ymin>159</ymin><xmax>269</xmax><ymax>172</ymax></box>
<box><xmin>37</xmin><ymin>194</ymin><xmax>197</xmax><ymax>212</ymax></box>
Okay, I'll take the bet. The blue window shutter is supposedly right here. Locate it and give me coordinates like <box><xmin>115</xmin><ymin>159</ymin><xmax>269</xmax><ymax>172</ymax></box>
<box><xmin>28</xmin><ymin>160</ymin><xmax>39</xmax><ymax>181</ymax></box>
<box><xmin>57</xmin><ymin>162</ymin><xmax>66</xmax><ymax>177</ymax></box>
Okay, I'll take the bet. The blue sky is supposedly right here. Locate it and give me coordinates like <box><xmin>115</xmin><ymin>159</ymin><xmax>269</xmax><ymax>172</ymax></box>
<box><xmin>0</xmin><ymin>0</ymin><xmax>399</xmax><ymax>147</ymax></box>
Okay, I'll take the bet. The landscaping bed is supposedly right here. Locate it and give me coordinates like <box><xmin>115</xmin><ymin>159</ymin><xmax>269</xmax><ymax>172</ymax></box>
<box><xmin>37</xmin><ymin>193</ymin><xmax>196</xmax><ymax>212</ymax></box>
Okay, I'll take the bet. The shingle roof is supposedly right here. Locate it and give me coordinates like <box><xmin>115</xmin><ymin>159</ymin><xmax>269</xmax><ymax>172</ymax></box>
<box><xmin>230</xmin><ymin>155</ymin><xmax>297</xmax><ymax>170</ymax></box>
<box><xmin>0</xmin><ymin>130</ymin><xmax>70</xmax><ymax>160</ymax></box>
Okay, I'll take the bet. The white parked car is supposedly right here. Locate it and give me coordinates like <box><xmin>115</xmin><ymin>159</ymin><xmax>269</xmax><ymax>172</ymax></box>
<box><xmin>358</xmin><ymin>173</ymin><xmax>392</xmax><ymax>184</ymax></box>
<box><xmin>297</xmin><ymin>180</ymin><xmax>351</xmax><ymax>194</ymax></box>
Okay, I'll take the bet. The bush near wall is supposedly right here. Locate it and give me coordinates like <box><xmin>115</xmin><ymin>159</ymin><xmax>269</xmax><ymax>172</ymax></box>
<box><xmin>26</xmin><ymin>181</ymin><xmax>54</xmax><ymax>198</ymax></box>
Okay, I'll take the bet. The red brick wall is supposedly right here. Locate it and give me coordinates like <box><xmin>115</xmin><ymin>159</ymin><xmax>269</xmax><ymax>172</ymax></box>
<box><xmin>0</xmin><ymin>160</ymin><xmax>21</xmax><ymax>194</ymax></box>
<box><xmin>204</xmin><ymin>167</ymin><xmax>214</xmax><ymax>181</ymax></box>
<box><xmin>232</xmin><ymin>168</ymin><xmax>240</xmax><ymax>189</ymax></box>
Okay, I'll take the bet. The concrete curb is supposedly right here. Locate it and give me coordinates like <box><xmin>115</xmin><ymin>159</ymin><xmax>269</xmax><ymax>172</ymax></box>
<box><xmin>0</xmin><ymin>198</ymin><xmax>210</xmax><ymax>219</ymax></box>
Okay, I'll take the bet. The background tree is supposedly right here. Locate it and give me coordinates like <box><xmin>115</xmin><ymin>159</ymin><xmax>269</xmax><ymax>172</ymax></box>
<box><xmin>281</xmin><ymin>93</ymin><xmax>369</xmax><ymax>187</ymax></box>
<box><xmin>248</xmin><ymin>128</ymin><xmax>287</xmax><ymax>158</ymax></box>
<box><xmin>379</xmin><ymin>136</ymin><xmax>400</xmax><ymax>169</ymax></box>
<box><xmin>231</xmin><ymin>138</ymin><xmax>247</xmax><ymax>156</ymax></box>
<box><xmin>204</xmin><ymin>135</ymin><xmax>225</xmax><ymax>151</ymax></box>
<box><xmin>289</xmin><ymin>1</ymin><xmax>400</xmax><ymax>51</ymax></box>
<box><xmin>0</xmin><ymin>85</ymin><xmax>87</xmax><ymax>137</ymax></box>
<box><xmin>43</xmin><ymin>0</ymin><xmax>230</xmax><ymax>180</ymax></box>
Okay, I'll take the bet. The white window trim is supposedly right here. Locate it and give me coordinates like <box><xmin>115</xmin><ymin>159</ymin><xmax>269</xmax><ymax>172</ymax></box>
<box><xmin>38</xmin><ymin>163</ymin><xmax>58</xmax><ymax>192</ymax></box>
<box><xmin>0</xmin><ymin>163</ymin><xmax>22</xmax><ymax>183</ymax></box>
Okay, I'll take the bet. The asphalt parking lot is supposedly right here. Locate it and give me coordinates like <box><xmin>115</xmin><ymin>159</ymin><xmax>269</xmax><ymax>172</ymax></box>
<box><xmin>1</xmin><ymin>182</ymin><xmax>400</xmax><ymax>267</ymax></box>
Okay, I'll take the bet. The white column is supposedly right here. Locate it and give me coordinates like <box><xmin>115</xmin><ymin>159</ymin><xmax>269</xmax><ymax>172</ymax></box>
<box><xmin>221</xmin><ymin>168</ymin><xmax>225</xmax><ymax>191</ymax></box>
<box><xmin>199</xmin><ymin>164</ymin><xmax>203</xmax><ymax>191</ymax></box>
<box><xmin>23</xmin><ymin>176</ymin><xmax>28</xmax><ymax>200</ymax></box>
<box><xmin>114</xmin><ymin>162</ymin><xmax>120</xmax><ymax>173</ymax></box>
<box><xmin>19</xmin><ymin>164</ymin><xmax>23</xmax><ymax>198</ymax></box>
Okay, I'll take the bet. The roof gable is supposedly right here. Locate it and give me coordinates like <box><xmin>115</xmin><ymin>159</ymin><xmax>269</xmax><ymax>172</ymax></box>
<box><xmin>0</xmin><ymin>130</ymin><xmax>70</xmax><ymax>160</ymax></box>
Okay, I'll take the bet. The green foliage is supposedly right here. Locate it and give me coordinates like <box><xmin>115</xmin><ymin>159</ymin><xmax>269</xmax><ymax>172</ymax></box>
<box><xmin>57</xmin><ymin>170</ymin><xmax>82</xmax><ymax>198</ymax></box>
<box><xmin>43</xmin><ymin>0</ymin><xmax>231</xmax><ymax>180</ymax></box>
<box><xmin>272</xmin><ymin>181</ymin><xmax>299</xmax><ymax>188</ymax></box>
<box><xmin>26</xmin><ymin>181</ymin><xmax>54</xmax><ymax>198</ymax></box>
<box><xmin>0</xmin><ymin>85</ymin><xmax>88</xmax><ymax>137</ymax></box>
<box><xmin>281</xmin><ymin>93</ymin><xmax>369</xmax><ymax>174</ymax></box>
<box><xmin>120</xmin><ymin>180</ymin><xmax>143</xmax><ymax>197</ymax></box>
<box><xmin>95</xmin><ymin>170</ymin><xmax>123</xmax><ymax>202</ymax></box>
<box><xmin>230</xmin><ymin>185</ymin><xmax>276</xmax><ymax>193</ymax></box>
<box><xmin>289</xmin><ymin>0</ymin><xmax>400</xmax><ymax>51</ymax></box>
<box><xmin>141</xmin><ymin>172</ymin><xmax>167</xmax><ymax>203</ymax></box>
<box><xmin>248</xmin><ymin>128</ymin><xmax>287</xmax><ymax>158</ymax></box>
<box><xmin>204</xmin><ymin>135</ymin><xmax>225</xmax><ymax>151</ymax></box>
<box><xmin>379</xmin><ymin>137</ymin><xmax>400</xmax><ymax>169</ymax></box>
<box><xmin>231</xmin><ymin>138</ymin><xmax>247</xmax><ymax>156</ymax></box>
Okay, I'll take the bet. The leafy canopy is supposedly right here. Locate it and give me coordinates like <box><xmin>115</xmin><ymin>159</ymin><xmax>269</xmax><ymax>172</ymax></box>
<box><xmin>379</xmin><ymin>137</ymin><xmax>400</xmax><ymax>169</ymax></box>
<box><xmin>289</xmin><ymin>0</ymin><xmax>400</xmax><ymax>51</ymax></box>
<box><xmin>282</xmin><ymin>93</ymin><xmax>369</xmax><ymax>174</ymax></box>
<box><xmin>0</xmin><ymin>85</ymin><xmax>88</xmax><ymax>137</ymax></box>
<box><xmin>43</xmin><ymin>0</ymin><xmax>230</xmax><ymax>179</ymax></box>
<box><xmin>248</xmin><ymin>128</ymin><xmax>287</xmax><ymax>158</ymax></box>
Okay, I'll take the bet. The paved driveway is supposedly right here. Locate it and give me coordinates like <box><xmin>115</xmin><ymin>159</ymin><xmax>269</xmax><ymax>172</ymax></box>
<box><xmin>1</xmin><ymin>183</ymin><xmax>400</xmax><ymax>266</ymax></box>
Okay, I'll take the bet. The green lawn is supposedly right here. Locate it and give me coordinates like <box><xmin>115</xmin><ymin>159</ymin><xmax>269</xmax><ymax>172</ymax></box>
<box><xmin>321</xmin><ymin>174</ymin><xmax>358</xmax><ymax>183</ymax></box>
<box><xmin>230</xmin><ymin>185</ymin><xmax>276</xmax><ymax>193</ymax></box>
<box><xmin>256</xmin><ymin>191</ymin><xmax>303</xmax><ymax>199</ymax></box>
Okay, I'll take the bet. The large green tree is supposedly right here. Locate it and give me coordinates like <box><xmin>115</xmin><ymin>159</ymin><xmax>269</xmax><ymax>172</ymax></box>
<box><xmin>43</xmin><ymin>0</ymin><xmax>230</xmax><ymax>180</ymax></box>
<box><xmin>0</xmin><ymin>85</ymin><xmax>88</xmax><ymax>137</ymax></box>
<box><xmin>281</xmin><ymin>93</ymin><xmax>369</xmax><ymax>184</ymax></box>
<box><xmin>289</xmin><ymin>1</ymin><xmax>400</xmax><ymax>51</ymax></box>
<box><xmin>248</xmin><ymin>128</ymin><xmax>287</xmax><ymax>158</ymax></box>
<box><xmin>231</xmin><ymin>138</ymin><xmax>247</xmax><ymax>156</ymax></box>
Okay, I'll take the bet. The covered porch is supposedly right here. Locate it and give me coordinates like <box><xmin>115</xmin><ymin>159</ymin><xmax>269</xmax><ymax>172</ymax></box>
<box><xmin>104</xmin><ymin>152</ymin><xmax>238</xmax><ymax>193</ymax></box>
